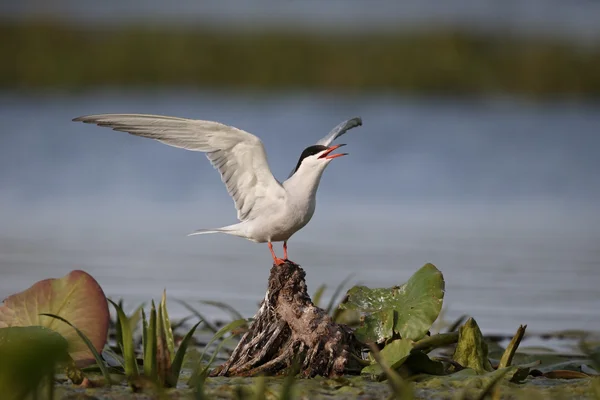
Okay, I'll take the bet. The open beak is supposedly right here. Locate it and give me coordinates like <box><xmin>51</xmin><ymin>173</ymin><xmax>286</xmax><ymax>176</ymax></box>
<box><xmin>319</xmin><ymin>144</ymin><xmax>348</xmax><ymax>160</ymax></box>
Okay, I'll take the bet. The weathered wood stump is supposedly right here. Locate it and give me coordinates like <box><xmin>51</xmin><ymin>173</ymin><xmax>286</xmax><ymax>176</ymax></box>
<box><xmin>211</xmin><ymin>261</ymin><xmax>363</xmax><ymax>377</ymax></box>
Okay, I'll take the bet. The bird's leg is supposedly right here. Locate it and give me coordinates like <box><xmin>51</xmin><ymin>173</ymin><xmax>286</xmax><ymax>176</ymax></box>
<box><xmin>282</xmin><ymin>241</ymin><xmax>298</xmax><ymax>265</ymax></box>
<box><xmin>268</xmin><ymin>242</ymin><xmax>286</xmax><ymax>266</ymax></box>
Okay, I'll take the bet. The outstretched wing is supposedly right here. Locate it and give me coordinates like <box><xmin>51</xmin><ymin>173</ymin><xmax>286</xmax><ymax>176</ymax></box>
<box><xmin>316</xmin><ymin>117</ymin><xmax>362</xmax><ymax>147</ymax></box>
<box><xmin>73</xmin><ymin>114</ymin><xmax>284</xmax><ymax>221</ymax></box>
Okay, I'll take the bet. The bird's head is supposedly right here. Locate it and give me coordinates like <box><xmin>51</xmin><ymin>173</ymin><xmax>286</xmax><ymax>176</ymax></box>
<box><xmin>291</xmin><ymin>144</ymin><xmax>347</xmax><ymax>176</ymax></box>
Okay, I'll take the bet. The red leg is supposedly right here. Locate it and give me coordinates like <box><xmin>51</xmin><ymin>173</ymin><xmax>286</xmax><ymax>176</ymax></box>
<box><xmin>283</xmin><ymin>241</ymin><xmax>288</xmax><ymax>260</ymax></box>
<box><xmin>268</xmin><ymin>242</ymin><xmax>286</xmax><ymax>266</ymax></box>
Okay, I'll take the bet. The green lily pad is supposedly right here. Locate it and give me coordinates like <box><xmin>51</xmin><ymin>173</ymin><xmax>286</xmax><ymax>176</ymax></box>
<box><xmin>340</xmin><ymin>263</ymin><xmax>444</xmax><ymax>343</ymax></box>
<box><xmin>0</xmin><ymin>270</ymin><xmax>109</xmax><ymax>366</ymax></box>
<box><xmin>362</xmin><ymin>338</ymin><xmax>414</xmax><ymax>377</ymax></box>
<box><xmin>452</xmin><ymin>317</ymin><xmax>493</xmax><ymax>374</ymax></box>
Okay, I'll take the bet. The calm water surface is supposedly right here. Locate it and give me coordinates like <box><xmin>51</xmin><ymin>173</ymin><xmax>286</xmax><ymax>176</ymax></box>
<box><xmin>0</xmin><ymin>91</ymin><xmax>599</xmax><ymax>335</ymax></box>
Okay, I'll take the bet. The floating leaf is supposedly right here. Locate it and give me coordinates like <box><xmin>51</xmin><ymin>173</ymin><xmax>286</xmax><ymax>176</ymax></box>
<box><xmin>0</xmin><ymin>270</ymin><xmax>109</xmax><ymax>366</ymax></box>
<box><xmin>340</xmin><ymin>263</ymin><xmax>444</xmax><ymax>342</ymax></box>
<box><xmin>401</xmin><ymin>351</ymin><xmax>446</xmax><ymax>376</ymax></box>
<box><xmin>0</xmin><ymin>326</ymin><xmax>69</xmax><ymax>399</ymax></box>
<box><xmin>544</xmin><ymin>370</ymin><xmax>591</xmax><ymax>379</ymax></box>
<box><xmin>362</xmin><ymin>338</ymin><xmax>414</xmax><ymax>377</ymax></box>
<box><xmin>452</xmin><ymin>318</ymin><xmax>493</xmax><ymax>374</ymax></box>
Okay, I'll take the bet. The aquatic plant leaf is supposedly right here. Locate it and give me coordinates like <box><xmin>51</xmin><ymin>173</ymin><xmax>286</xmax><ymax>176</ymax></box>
<box><xmin>362</xmin><ymin>338</ymin><xmax>414</xmax><ymax>377</ymax></box>
<box><xmin>367</xmin><ymin>343</ymin><xmax>414</xmax><ymax>399</ymax></box>
<box><xmin>108</xmin><ymin>299</ymin><xmax>139</xmax><ymax>379</ymax></box>
<box><xmin>312</xmin><ymin>284</ymin><xmax>327</xmax><ymax>308</ymax></box>
<box><xmin>0</xmin><ymin>270</ymin><xmax>109</xmax><ymax>366</ymax></box>
<box><xmin>168</xmin><ymin>320</ymin><xmax>202</xmax><ymax>387</ymax></box>
<box><xmin>402</xmin><ymin>351</ymin><xmax>446</xmax><ymax>376</ymax></box>
<box><xmin>326</xmin><ymin>274</ymin><xmax>354</xmax><ymax>315</ymax></box>
<box><xmin>543</xmin><ymin>370</ymin><xmax>591</xmax><ymax>379</ymax></box>
<box><xmin>355</xmin><ymin>309</ymin><xmax>395</xmax><ymax>344</ymax></box>
<box><xmin>143</xmin><ymin>302</ymin><xmax>157</xmax><ymax>381</ymax></box>
<box><xmin>41</xmin><ymin>313</ymin><xmax>113</xmax><ymax>385</ymax></box>
<box><xmin>176</xmin><ymin>299</ymin><xmax>217</xmax><ymax>333</ymax></box>
<box><xmin>160</xmin><ymin>290</ymin><xmax>175</xmax><ymax>361</ymax></box>
<box><xmin>156</xmin><ymin>301</ymin><xmax>172</xmax><ymax>386</ymax></box>
<box><xmin>0</xmin><ymin>326</ymin><xmax>69</xmax><ymax>399</ymax></box>
<box><xmin>452</xmin><ymin>318</ymin><xmax>493</xmax><ymax>374</ymax></box>
<box><xmin>498</xmin><ymin>324</ymin><xmax>527</xmax><ymax>368</ymax></box>
<box><xmin>188</xmin><ymin>318</ymin><xmax>248</xmax><ymax>387</ymax></box>
<box><xmin>199</xmin><ymin>300</ymin><xmax>244</xmax><ymax>321</ymax></box>
<box><xmin>341</xmin><ymin>263</ymin><xmax>444</xmax><ymax>342</ymax></box>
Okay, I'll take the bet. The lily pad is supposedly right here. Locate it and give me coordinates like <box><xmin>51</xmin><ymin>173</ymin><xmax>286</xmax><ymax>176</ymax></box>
<box><xmin>340</xmin><ymin>263</ymin><xmax>444</xmax><ymax>343</ymax></box>
<box><xmin>0</xmin><ymin>270</ymin><xmax>109</xmax><ymax>366</ymax></box>
<box><xmin>452</xmin><ymin>317</ymin><xmax>493</xmax><ymax>374</ymax></box>
<box><xmin>362</xmin><ymin>338</ymin><xmax>414</xmax><ymax>377</ymax></box>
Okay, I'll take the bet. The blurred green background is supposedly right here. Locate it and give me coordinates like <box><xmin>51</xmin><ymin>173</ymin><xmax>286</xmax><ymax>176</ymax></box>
<box><xmin>2</xmin><ymin>1</ymin><xmax>600</xmax><ymax>98</ymax></box>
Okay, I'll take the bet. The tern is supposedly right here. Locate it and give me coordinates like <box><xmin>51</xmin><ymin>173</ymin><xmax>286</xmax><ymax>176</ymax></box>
<box><xmin>73</xmin><ymin>114</ymin><xmax>362</xmax><ymax>266</ymax></box>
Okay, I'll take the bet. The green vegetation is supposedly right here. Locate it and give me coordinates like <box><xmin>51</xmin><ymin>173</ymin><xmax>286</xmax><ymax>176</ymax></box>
<box><xmin>2</xmin><ymin>20</ymin><xmax>600</xmax><ymax>98</ymax></box>
<box><xmin>0</xmin><ymin>266</ymin><xmax>598</xmax><ymax>399</ymax></box>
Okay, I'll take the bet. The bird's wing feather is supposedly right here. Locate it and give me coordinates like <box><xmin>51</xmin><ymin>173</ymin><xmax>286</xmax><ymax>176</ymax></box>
<box><xmin>316</xmin><ymin>117</ymin><xmax>362</xmax><ymax>147</ymax></box>
<box><xmin>73</xmin><ymin>113</ymin><xmax>284</xmax><ymax>221</ymax></box>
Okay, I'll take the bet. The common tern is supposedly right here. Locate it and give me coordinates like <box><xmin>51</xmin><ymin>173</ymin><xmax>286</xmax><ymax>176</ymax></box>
<box><xmin>73</xmin><ymin>114</ymin><xmax>362</xmax><ymax>266</ymax></box>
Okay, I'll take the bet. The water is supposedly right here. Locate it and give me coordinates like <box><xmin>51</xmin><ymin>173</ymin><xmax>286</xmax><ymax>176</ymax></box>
<box><xmin>0</xmin><ymin>90</ymin><xmax>599</xmax><ymax>335</ymax></box>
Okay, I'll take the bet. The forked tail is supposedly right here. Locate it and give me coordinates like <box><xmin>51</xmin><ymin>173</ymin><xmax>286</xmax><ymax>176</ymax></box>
<box><xmin>187</xmin><ymin>224</ymin><xmax>242</xmax><ymax>237</ymax></box>
<box><xmin>188</xmin><ymin>228</ymin><xmax>224</xmax><ymax>236</ymax></box>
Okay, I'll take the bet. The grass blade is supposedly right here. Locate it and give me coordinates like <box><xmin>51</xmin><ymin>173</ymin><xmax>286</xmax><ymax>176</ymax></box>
<box><xmin>168</xmin><ymin>320</ymin><xmax>202</xmax><ymax>386</ymax></box>
<box><xmin>326</xmin><ymin>274</ymin><xmax>354</xmax><ymax>315</ymax></box>
<box><xmin>108</xmin><ymin>299</ymin><xmax>139</xmax><ymax>379</ymax></box>
<box><xmin>368</xmin><ymin>343</ymin><xmax>413</xmax><ymax>400</ymax></box>
<box><xmin>499</xmin><ymin>325</ymin><xmax>527</xmax><ymax>368</ymax></box>
<box><xmin>200</xmin><ymin>318</ymin><xmax>248</xmax><ymax>361</ymax></box>
<box><xmin>312</xmin><ymin>284</ymin><xmax>327</xmax><ymax>308</ymax></box>
<box><xmin>144</xmin><ymin>301</ymin><xmax>157</xmax><ymax>381</ymax></box>
<box><xmin>188</xmin><ymin>319</ymin><xmax>248</xmax><ymax>387</ymax></box>
<box><xmin>141</xmin><ymin>308</ymin><xmax>148</xmax><ymax>363</ymax></box>
<box><xmin>472</xmin><ymin>368</ymin><xmax>511</xmax><ymax>400</ymax></box>
<box><xmin>40</xmin><ymin>313</ymin><xmax>112</xmax><ymax>386</ymax></box>
<box><xmin>199</xmin><ymin>300</ymin><xmax>244</xmax><ymax>321</ymax></box>
<box><xmin>189</xmin><ymin>333</ymin><xmax>235</xmax><ymax>387</ymax></box>
<box><xmin>175</xmin><ymin>299</ymin><xmax>217</xmax><ymax>333</ymax></box>
<box><xmin>253</xmin><ymin>375</ymin><xmax>267</xmax><ymax>400</ymax></box>
<box><xmin>160</xmin><ymin>290</ymin><xmax>176</xmax><ymax>360</ymax></box>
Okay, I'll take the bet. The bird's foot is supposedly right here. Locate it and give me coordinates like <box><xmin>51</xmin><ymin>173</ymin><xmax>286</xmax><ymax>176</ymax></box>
<box><xmin>273</xmin><ymin>257</ymin><xmax>287</xmax><ymax>266</ymax></box>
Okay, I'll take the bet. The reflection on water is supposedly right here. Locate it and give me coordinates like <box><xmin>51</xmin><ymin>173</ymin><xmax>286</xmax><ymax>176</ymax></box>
<box><xmin>0</xmin><ymin>91</ymin><xmax>599</xmax><ymax>334</ymax></box>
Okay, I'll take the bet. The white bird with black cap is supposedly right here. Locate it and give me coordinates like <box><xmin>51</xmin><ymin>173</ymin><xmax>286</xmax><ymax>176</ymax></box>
<box><xmin>73</xmin><ymin>114</ymin><xmax>362</xmax><ymax>266</ymax></box>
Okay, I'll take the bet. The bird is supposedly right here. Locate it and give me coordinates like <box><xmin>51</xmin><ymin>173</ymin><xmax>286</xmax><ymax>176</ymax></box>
<box><xmin>73</xmin><ymin>114</ymin><xmax>362</xmax><ymax>266</ymax></box>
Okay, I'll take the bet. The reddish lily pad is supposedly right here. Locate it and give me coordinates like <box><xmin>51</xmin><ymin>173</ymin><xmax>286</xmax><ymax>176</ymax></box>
<box><xmin>0</xmin><ymin>270</ymin><xmax>109</xmax><ymax>366</ymax></box>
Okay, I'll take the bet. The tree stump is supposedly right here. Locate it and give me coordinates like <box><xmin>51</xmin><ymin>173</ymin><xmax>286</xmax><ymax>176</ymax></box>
<box><xmin>210</xmin><ymin>261</ymin><xmax>363</xmax><ymax>377</ymax></box>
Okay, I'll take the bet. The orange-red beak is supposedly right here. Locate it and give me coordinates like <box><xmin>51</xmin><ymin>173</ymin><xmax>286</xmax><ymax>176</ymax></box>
<box><xmin>318</xmin><ymin>144</ymin><xmax>348</xmax><ymax>160</ymax></box>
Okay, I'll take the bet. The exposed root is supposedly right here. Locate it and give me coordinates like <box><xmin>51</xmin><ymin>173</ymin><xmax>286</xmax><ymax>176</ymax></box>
<box><xmin>211</xmin><ymin>262</ymin><xmax>362</xmax><ymax>377</ymax></box>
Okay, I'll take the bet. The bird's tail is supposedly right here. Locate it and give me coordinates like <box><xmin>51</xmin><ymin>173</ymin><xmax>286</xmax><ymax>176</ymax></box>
<box><xmin>187</xmin><ymin>224</ymin><xmax>241</xmax><ymax>237</ymax></box>
<box><xmin>187</xmin><ymin>228</ymin><xmax>224</xmax><ymax>236</ymax></box>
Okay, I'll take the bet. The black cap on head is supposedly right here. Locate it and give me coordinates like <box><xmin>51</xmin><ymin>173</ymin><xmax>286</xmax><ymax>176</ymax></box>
<box><xmin>292</xmin><ymin>145</ymin><xmax>328</xmax><ymax>174</ymax></box>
